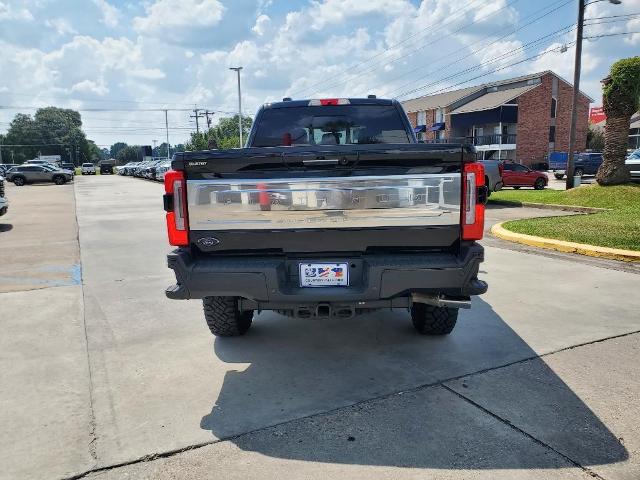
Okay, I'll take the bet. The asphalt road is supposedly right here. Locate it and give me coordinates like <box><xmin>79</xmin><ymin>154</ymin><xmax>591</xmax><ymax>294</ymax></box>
<box><xmin>1</xmin><ymin>176</ymin><xmax>639</xmax><ymax>480</ymax></box>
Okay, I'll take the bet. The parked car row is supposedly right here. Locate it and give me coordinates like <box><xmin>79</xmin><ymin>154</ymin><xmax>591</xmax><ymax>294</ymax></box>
<box><xmin>117</xmin><ymin>160</ymin><xmax>172</xmax><ymax>182</ymax></box>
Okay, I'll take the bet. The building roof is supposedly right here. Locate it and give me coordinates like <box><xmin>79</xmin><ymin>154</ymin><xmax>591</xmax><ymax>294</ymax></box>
<box><xmin>401</xmin><ymin>86</ymin><xmax>481</xmax><ymax>113</ymax></box>
<box><xmin>449</xmin><ymin>84</ymin><xmax>540</xmax><ymax>114</ymax></box>
<box><xmin>401</xmin><ymin>70</ymin><xmax>594</xmax><ymax>114</ymax></box>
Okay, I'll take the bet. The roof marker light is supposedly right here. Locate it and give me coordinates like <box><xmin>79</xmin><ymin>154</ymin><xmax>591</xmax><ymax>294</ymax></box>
<box><xmin>308</xmin><ymin>98</ymin><xmax>350</xmax><ymax>106</ymax></box>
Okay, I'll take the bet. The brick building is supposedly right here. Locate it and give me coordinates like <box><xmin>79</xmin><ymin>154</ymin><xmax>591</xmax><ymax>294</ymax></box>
<box><xmin>401</xmin><ymin>71</ymin><xmax>592</xmax><ymax>166</ymax></box>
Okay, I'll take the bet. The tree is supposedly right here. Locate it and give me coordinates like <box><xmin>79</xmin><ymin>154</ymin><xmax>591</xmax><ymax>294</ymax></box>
<box><xmin>587</xmin><ymin>124</ymin><xmax>604</xmax><ymax>151</ymax></box>
<box><xmin>596</xmin><ymin>57</ymin><xmax>640</xmax><ymax>185</ymax></box>
<box><xmin>116</xmin><ymin>145</ymin><xmax>140</xmax><ymax>164</ymax></box>
<box><xmin>110</xmin><ymin>142</ymin><xmax>128</xmax><ymax>159</ymax></box>
<box><xmin>2</xmin><ymin>107</ymin><xmax>96</xmax><ymax>164</ymax></box>
<box><xmin>185</xmin><ymin>115</ymin><xmax>253</xmax><ymax>151</ymax></box>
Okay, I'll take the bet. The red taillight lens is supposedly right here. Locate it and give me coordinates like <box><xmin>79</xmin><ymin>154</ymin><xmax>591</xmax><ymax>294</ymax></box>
<box><xmin>164</xmin><ymin>170</ymin><xmax>189</xmax><ymax>246</ymax></box>
<box><xmin>462</xmin><ymin>162</ymin><xmax>485</xmax><ymax>241</ymax></box>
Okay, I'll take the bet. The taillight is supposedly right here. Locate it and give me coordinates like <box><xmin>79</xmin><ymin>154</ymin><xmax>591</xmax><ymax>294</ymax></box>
<box><xmin>462</xmin><ymin>162</ymin><xmax>486</xmax><ymax>241</ymax></box>
<box><xmin>163</xmin><ymin>170</ymin><xmax>189</xmax><ymax>246</ymax></box>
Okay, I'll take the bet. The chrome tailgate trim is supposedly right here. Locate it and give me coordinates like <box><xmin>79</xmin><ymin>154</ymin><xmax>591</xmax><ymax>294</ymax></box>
<box><xmin>187</xmin><ymin>173</ymin><xmax>461</xmax><ymax>230</ymax></box>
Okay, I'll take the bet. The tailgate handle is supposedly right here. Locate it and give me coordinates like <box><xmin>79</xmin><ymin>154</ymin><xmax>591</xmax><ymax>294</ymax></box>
<box><xmin>303</xmin><ymin>158</ymin><xmax>340</xmax><ymax>165</ymax></box>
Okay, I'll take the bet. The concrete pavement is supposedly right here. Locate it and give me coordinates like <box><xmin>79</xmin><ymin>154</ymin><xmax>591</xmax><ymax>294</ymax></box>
<box><xmin>1</xmin><ymin>175</ymin><xmax>639</xmax><ymax>479</ymax></box>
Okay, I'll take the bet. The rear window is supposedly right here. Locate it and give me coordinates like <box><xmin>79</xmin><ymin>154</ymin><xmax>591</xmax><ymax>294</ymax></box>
<box><xmin>82</xmin><ymin>163</ymin><xmax>93</xmax><ymax>167</ymax></box>
<box><xmin>251</xmin><ymin>105</ymin><xmax>411</xmax><ymax>147</ymax></box>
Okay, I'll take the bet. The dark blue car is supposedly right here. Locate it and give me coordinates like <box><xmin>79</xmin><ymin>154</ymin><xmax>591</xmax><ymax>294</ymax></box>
<box><xmin>551</xmin><ymin>152</ymin><xmax>603</xmax><ymax>179</ymax></box>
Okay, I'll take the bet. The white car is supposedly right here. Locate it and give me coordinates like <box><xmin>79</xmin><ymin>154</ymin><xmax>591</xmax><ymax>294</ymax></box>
<box><xmin>81</xmin><ymin>163</ymin><xmax>97</xmax><ymax>175</ymax></box>
<box><xmin>626</xmin><ymin>149</ymin><xmax>640</xmax><ymax>180</ymax></box>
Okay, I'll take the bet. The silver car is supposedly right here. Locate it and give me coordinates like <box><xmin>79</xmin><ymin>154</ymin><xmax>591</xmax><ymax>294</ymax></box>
<box><xmin>626</xmin><ymin>150</ymin><xmax>640</xmax><ymax>180</ymax></box>
<box><xmin>6</xmin><ymin>164</ymin><xmax>74</xmax><ymax>186</ymax></box>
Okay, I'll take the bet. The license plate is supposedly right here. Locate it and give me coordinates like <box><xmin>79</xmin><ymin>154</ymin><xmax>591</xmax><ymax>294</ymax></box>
<box><xmin>299</xmin><ymin>263</ymin><xmax>349</xmax><ymax>287</ymax></box>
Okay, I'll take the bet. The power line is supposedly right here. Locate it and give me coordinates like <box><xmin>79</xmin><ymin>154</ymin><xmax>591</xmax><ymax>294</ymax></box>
<box><xmin>291</xmin><ymin>0</ymin><xmax>513</xmax><ymax>97</ymax></box>
<box><xmin>380</xmin><ymin>0</ymin><xmax>575</xmax><ymax>98</ymax></box>
<box><xmin>392</xmin><ymin>23</ymin><xmax>577</xmax><ymax>100</ymax></box>
<box><xmin>583</xmin><ymin>30</ymin><xmax>640</xmax><ymax>39</ymax></box>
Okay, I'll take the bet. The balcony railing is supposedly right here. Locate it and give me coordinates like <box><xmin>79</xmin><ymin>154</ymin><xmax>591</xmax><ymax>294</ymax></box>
<box><xmin>421</xmin><ymin>134</ymin><xmax>517</xmax><ymax>145</ymax></box>
<box><xmin>472</xmin><ymin>134</ymin><xmax>517</xmax><ymax>146</ymax></box>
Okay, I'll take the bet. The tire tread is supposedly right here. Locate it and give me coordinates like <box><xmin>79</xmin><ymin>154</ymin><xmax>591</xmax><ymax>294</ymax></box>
<box><xmin>203</xmin><ymin>296</ymin><xmax>252</xmax><ymax>337</ymax></box>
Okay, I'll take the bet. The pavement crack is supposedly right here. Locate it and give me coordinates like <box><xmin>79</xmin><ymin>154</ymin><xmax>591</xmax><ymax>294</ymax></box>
<box><xmin>441</xmin><ymin>384</ymin><xmax>607</xmax><ymax>480</ymax></box>
<box><xmin>73</xmin><ymin>182</ymin><xmax>98</xmax><ymax>463</ymax></box>
<box><xmin>62</xmin><ymin>328</ymin><xmax>640</xmax><ymax>479</ymax></box>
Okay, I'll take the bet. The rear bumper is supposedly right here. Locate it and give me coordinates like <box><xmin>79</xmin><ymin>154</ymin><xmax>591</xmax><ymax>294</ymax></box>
<box><xmin>165</xmin><ymin>244</ymin><xmax>487</xmax><ymax>305</ymax></box>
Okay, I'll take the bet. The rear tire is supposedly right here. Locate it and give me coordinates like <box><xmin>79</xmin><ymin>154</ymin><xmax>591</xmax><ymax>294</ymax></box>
<box><xmin>53</xmin><ymin>175</ymin><xmax>66</xmax><ymax>185</ymax></box>
<box><xmin>574</xmin><ymin>168</ymin><xmax>584</xmax><ymax>177</ymax></box>
<box><xmin>203</xmin><ymin>296</ymin><xmax>253</xmax><ymax>337</ymax></box>
<box><xmin>411</xmin><ymin>304</ymin><xmax>458</xmax><ymax>335</ymax></box>
<box><xmin>513</xmin><ymin>186</ymin><xmax>521</xmax><ymax>189</ymax></box>
<box><xmin>534</xmin><ymin>178</ymin><xmax>545</xmax><ymax>190</ymax></box>
<box><xmin>13</xmin><ymin>176</ymin><xmax>26</xmax><ymax>186</ymax></box>
<box><xmin>554</xmin><ymin>173</ymin><xmax>564</xmax><ymax>180</ymax></box>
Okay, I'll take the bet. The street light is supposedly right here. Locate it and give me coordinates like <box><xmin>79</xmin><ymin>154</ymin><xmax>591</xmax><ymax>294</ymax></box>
<box><xmin>566</xmin><ymin>0</ymin><xmax>621</xmax><ymax>189</ymax></box>
<box><xmin>229</xmin><ymin>67</ymin><xmax>243</xmax><ymax>148</ymax></box>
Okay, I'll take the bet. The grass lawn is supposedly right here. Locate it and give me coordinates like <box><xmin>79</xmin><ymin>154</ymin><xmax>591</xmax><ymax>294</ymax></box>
<box><xmin>489</xmin><ymin>184</ymin><xmax>640</xmax><ymax>251</ymax></box>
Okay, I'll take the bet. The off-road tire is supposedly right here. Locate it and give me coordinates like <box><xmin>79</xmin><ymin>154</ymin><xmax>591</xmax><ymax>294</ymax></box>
<box><xmin>53</xmin><ymin>175</ymin><xmax>66</xmax><ymax>185</ymax></box>
<box><xmin>534</xmin><ymin>178</ymin><xmax>545</xmax><ymax>190</ymax></box>
<box><xmin>411</xmin><ymin>304</ymin><xmax>458</xmax><ymax>335</ymax></box>
<box><xmin>203</xmin><ymin>296</ymin><xmax>253</xmax><ymax>337</ymax></box>
<box><xmin>13</xmin><ymin>176</ymin><xmax>26</xmax><ymax>186</ymax></box>
<box><xmin>554</xmin><ymin>173</ymin><xmax>564</xmax><ymax>180</ymax></box>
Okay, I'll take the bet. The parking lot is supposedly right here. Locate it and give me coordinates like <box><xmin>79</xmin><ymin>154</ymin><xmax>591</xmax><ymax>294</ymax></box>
<box><xmin>1</xmin><ymin>175</ymin><xmax>640</xmax><ymax>480</ymax></box>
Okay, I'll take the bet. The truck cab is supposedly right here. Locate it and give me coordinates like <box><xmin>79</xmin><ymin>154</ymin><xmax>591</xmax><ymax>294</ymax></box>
<box><xmin>163</xmin><ymin>98</ymin><xmax>487</xmax><ymax>337</ymax></box>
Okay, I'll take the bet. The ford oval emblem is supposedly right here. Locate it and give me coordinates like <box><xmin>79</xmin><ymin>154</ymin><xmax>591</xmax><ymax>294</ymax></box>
<box><xmin>197</xmin><ymin>237</ymin><xmax>220</xmax><ymax>248</ymax></box>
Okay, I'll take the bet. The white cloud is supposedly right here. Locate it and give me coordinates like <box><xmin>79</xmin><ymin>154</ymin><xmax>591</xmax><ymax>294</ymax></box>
<box><xmin>0</xmin><ymin>1</ymin><xmax>33</xmax><ymax>21</ymax></box>
<box><xmin>45</xmin><ymin>18</ymin><xmax>77</xmax><ymax>36</ymax></box>
<box><xmin>625</xmin><ymin>18</ymin><xmax>640</xmax><ymax>45</ymax></box>
<box><xmin>252</xmin><ymin>14</ymin><xmax>271</xmax><ymax>36</ymax></box>
<box><xmin>133</xmin><ymin>0</ymin><xmax>225</xmax><ymax>33</ymax></box>
<box><xmin>92</xmin><ymin>0</ymin><xmax>120</xmax><ymax>28</ymax></box>
<box><xmin>71</xmin><ymin>79</ymin><xmax>109</xmax><ymax>96</ymax></box>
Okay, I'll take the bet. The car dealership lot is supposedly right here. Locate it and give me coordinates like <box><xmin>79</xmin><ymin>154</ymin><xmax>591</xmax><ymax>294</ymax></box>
<box><xmin>1</xmin><ymin>175</ymin><xmax>640</xmax><ymax>480</ymax></box>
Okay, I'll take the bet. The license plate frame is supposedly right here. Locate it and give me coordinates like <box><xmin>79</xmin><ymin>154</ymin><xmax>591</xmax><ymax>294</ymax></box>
<box><xmin>299</xmin><ymin>263</ymin><xmax>349</xmax><ymax>287</ymax></box>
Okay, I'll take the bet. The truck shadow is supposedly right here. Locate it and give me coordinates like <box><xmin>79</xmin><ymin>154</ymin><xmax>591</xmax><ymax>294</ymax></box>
<box><xmin>200</xmin><ymin>298</ymin><xmax>627</xmax><ymax>469</ymax></box>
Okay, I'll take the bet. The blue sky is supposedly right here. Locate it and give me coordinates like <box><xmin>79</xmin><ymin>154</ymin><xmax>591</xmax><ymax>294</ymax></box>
<box><xmin>1</xmin><ymin>0</ymin><xmax>639</xmax><ymax>147</ymax></box>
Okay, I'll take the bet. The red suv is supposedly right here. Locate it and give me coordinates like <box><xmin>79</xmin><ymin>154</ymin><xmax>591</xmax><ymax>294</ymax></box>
<box><xmin>502</xmin><ymin>162</ymin><xmax>548</xmax><ymax>190</ymax></box>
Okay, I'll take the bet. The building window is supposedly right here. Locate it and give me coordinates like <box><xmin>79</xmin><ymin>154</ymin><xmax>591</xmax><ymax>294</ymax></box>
<box><xmin>549</xmin><ymin>126</ymin><xmax>556</xmax><ymax>143</ymax></box>
<box><xmin>526</xmin><ymin>78</ymin><xmax>541</xmax><ymax>86</ymax></box>
<box><xmin>417</xmin><ymin>110</ymin><xmax>427</xmax><ymax>125</ymax></box>
<box><xmin>435</xmin><ymin>108</ymin><xmax>444</xmax><ymax>123</ymax></box>
<box><xmin>551</xmin><ymin>97</ymin><xmax>557</xmax><ymax>118</ymax></box>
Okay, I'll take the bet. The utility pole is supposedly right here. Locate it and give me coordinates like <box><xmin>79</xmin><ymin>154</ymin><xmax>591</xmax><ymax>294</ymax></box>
<box><xmin>165</xmin><ymin>110</ymin><xmax>170</xmax><ymax>160</ymax></box>
<box><xmin>153</xmin><ymin>139</ymin><xmax>158</xmax><ymax>157</ymax></box>
<box><xmin>204</xmin><ymin>110</ymin><xmax>214</xmax><ymax>129</ymax></box>
<box><xmin>191</xmin><ymin>108</ymin><xmax>205</xmax><ymax>134</ymax></box>
<box><xmin>229</xmin><ymin>67</ymin><xmax>243</xmax><ymax>147</ymax></box>
<box><xmin>566</xmin><ymin>0</ymin><xmax>621</xmax><ymax>189</ymax></box>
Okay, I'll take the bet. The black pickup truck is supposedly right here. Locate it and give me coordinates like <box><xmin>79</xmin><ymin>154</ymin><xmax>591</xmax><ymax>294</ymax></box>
<box><xmin>164</xmin><ymin>97</ymin><xmax>487</xmax><ymax>337</ymax></box>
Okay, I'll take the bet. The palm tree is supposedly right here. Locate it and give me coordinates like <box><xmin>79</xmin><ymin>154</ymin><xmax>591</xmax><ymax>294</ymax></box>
<box><xmin>596</xmin><ymin>57</ymin><xmax>640</xmax><ymax>185</ymax></box>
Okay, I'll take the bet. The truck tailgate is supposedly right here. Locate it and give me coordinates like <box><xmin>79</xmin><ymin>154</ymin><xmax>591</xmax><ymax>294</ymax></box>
<box><xmin>172</xmin><ymin>144</ymin><xmax>467</xmax><ymax>253</ymax></box>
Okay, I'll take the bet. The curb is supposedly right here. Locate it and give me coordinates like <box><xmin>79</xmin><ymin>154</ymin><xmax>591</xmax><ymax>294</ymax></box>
<box><xmin>491</xmin><ymin>222</ymin><xmax>640</xmax><ymax>263</ymax></box>
<box><xmin>488</xmin><ymin>200</ymin><xmax>609</xmax><ymax>214</ymax></box>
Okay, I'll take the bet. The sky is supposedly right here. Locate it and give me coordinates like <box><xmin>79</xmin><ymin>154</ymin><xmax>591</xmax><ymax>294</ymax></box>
<box><xmin>0</xmin><ymin>0</ymin><xmax>639</xmax><ymax>149</ymax></box>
